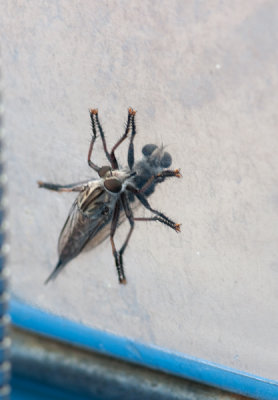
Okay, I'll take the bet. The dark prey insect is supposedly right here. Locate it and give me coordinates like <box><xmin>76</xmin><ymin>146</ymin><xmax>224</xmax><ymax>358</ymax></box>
<box><xmin>38</xmin><ymin>108</ymin><xmax>181</xmax><ymax>284</ymax></box>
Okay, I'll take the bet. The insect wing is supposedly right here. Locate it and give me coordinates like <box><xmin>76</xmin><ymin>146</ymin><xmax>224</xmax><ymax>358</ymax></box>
<box><xmin>58</xmin><ymin>181</ymin><xmax>114</xmax><ymax>264</ymax></box>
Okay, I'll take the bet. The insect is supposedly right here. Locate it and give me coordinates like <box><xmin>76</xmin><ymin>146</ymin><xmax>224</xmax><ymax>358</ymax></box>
<box><xmin>38</xmin><ymin>108</ymin><xmax>181</xmax><ymax>284</ymax></box>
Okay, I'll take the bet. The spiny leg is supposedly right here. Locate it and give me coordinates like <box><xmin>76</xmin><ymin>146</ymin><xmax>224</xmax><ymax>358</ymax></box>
<box><xmin>118</xmin><ymin>193</ymin><xmax>134</xmax><ymax>272</ymax></box>
<box><xmin>140</xmin><ymin>169</ymin><xmax>182</xmax><ymax>194</ymax></box>
<box><xmin>88</xmin><ymin>109</ymin><xmax>101</xmax><ymax>172</ymax></box>
<box><xmin>127</xmin><ymin>185</ymin><xmax>180</xmax><ymax>232</ymax></box>
<box><xmin>93</xmin><ymin>109</ymin><xmax>112</xmax><ymax>164</ymax></box>
<box><xmin>37</xmin><ymin>181</ymin><xmax>86</xmax><ymax>192</ymax></box>
<box><xmin>134</xmin><ymin>217</ymin><xmax>181</xmax><ymax>232</ymax></box>
<box><xmin>110</xmin><ymin>108</ymin><xmax>135</xmax><ymax>170</ymax></box>
<box><xmin>110</xmin><ymin>199</ymin><xmax>126</xmax><ymax>284</ymax></box>
<box><xmin>127</xmin><ymin>110</ymin><xmax>137</xmax><ymax>170</ymax></box>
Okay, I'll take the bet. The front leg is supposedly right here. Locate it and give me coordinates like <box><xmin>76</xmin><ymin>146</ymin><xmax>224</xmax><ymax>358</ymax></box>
<box><xmin>38</xmin><ymin>181</ymin><xmax>86</xmax><ymax>192</ymax></box>
<box><xmin>140</xmin><ymin>169</ymin><xmax>181</xmax><ymax>194</ymax></box>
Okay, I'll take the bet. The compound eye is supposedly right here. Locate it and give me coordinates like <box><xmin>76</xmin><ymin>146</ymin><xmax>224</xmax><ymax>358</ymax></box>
<box><xmin>161</xmin><ymin>152</ymin><xmax>172</xmax><ymax>168</ymax></box>
<box><xmin>142</xmin><ymin>144</ymin><xmax>158</xmax><ymax>157</ymax></box>
<box><xmin>104</xmin><ymin>178</ymin><xmax>122</xmax><ymax>193</ymax></box>
<box><xmin>98</xmin><ymin>165</ymin><xmax>111</xmax><ymax>178</ymax></box>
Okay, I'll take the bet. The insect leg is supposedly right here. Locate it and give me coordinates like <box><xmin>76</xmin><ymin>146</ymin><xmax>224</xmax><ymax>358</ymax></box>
<box><xmin>88</xmin><ymin>109</ymin><xmax>101</xmax><ymax>172</ymax></box>
<box><xmin>127</xmin><ymin>185</ymin><xmax>180</xmax><ymax>232</ymax></box>
<box><xmin>110</xmin><ymin>108</ymin><xmax>135</xmax><ymax>170</ymax></box>
<box><xmin>37</xmin><ymin>181</ymin><xmax>85</xmax><ymax>192</ymax></box>
<box><xmin>92</xmin><ymin>109</ymin><xmax>112</xmax><ymax>164</ymax></box>
<box><xmin>134</xmin><ymin>217</ymin><xmax>181</xmax><ymax>232</ymax></box>
<box><xmin>118</xmin><ymin>193</ymin><xmax>134</xmax><ymax>272</ymax></box>
<box><xmin>127</xmin><ymin>110</ymin><xmax>137</xmax><ymax>170</ymax></box>
<box><xmin>139</xmin><ymin>169</ymin><xmax>181</xmax><ymax>194</ymax></box>
<box><xmin>110</xmin><ymin>199</ymin><xmax>126</xmax><ymax>284</ymax></box>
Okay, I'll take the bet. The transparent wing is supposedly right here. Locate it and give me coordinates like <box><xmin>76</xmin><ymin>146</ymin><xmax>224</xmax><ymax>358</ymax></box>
<box><xmin>58</xmin><ymin>182</ymin><xmax>115</xmax><ymax>264</ymax></box>
<box><xmin>83</xmin><ymin>194</ymin><xmax>141</xmax><ymax>251</ymax></box>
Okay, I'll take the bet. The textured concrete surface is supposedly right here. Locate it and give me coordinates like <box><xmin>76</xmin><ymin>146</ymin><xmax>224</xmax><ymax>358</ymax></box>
<box><xmin>1</xmin><ymin>0</ymin><xmax>278</xmax><ymax>383</ymax></box>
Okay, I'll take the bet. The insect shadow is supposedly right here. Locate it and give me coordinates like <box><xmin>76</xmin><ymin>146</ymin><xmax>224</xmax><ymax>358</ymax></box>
<box><xmin>38</xmin><ymin>108</ymin><xmax>181</xmax><ymax>284</ymax></box>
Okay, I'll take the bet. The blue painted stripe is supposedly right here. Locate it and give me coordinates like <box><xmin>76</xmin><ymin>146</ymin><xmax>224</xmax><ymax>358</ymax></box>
<box><xmin>10</xmin><ymin>298</ymin><xmax>278</xmax><ymax>400</ymax></box>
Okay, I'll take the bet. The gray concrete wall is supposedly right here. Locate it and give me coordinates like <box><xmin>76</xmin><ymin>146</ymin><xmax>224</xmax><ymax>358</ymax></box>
<box><xmin>1</xmin><ymin>0</ymin><xmax>278</xmax><ymax>382</ymax></box>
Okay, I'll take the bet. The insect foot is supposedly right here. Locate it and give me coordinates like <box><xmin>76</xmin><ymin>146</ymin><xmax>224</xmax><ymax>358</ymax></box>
<box><xmin>174</xmin><ymin>169</ymin><xmax>182</xmax><ymax>178</ymax></box>
<box><xmin>128</xmin><ymin>107</ymin><xmax>136</xmax><ymax>116</ymax></box>
<box><xmin>90</xmin><ymin>108</ymin><xmax>98</xmax><ymax>115</ymax></box>
<box><xmin>174</xmin><ymin>223</ymin><xmax>182</xmax><ymax>233</ymax></box>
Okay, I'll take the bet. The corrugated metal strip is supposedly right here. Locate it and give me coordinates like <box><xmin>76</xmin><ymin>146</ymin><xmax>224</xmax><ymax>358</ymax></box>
<box><xmin>0</xmin><ymin>64</ymin><xmax>11</xmax><ymax>399</ymax></box>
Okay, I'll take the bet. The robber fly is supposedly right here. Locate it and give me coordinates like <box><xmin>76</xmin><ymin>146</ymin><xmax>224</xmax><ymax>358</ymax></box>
<box><xmin>38</xmin><ymin>108</ymin><xmax>181</xmax><ymax>284</ymax></box>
